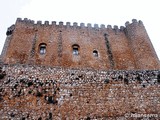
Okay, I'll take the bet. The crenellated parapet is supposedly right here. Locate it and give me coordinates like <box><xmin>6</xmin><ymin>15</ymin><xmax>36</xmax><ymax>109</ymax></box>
<box><xmin>16</xmin><ymin>18</ymin><xmax>146</xmax><ymax>34</ymax></box>
<box><xmin>125</xmin><ymin>19</ymin><xmax>144</xmax><ymax>27</ymax></box>
<box><xmin>16</xmin><ymin>18</ymin><xmax>35</xmax><ymax>24</ymax></box>
<box><xmin>16</xmin><ymin>18</ymin><xmax>129</xmax><ymax>33</ymax></box>
<box><xmin>6</xmin><ymin>24</ymin><xmax>15</xmax><ymax>36</ymax></box>
<box><xmin>16</xmin><ymin>18</ymin><xmax>144</xmax><ymax>32</ymax></box>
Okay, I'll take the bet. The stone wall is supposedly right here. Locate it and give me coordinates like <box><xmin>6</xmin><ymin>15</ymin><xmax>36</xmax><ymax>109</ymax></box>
<box><xmin>0</xmin><ymin>64</ymin><xmax>159</xmax><ymax>119</ymax></box>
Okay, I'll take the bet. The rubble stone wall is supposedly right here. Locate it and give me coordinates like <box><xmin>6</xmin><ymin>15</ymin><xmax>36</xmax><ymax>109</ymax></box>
<box><xmin>0</xmin><ymin>64</ymin><xmax>159</xmax><ymax>119</ymax></box>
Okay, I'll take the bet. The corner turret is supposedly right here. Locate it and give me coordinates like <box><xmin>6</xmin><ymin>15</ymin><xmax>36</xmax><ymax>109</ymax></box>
<box><xmin>125</xmin><ymin>19</ymin><xmax>160</xmax><ymax>69</ymax></box>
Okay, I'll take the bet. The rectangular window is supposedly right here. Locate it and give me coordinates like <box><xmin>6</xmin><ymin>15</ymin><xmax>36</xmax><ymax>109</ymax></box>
<box><xmin>39</xmin><ymin>44</ymin><xmax>46</xmax><ymax>55</ymax></box>
<box><xmin>73</xmin><ymin>48</ymin><xmax>79</xmax><ymax>55</ymax></box>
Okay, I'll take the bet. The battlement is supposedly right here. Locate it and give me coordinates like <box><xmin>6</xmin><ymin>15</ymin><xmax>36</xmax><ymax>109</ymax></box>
<box><xmin>16</xmin><ymin>18</ymin><xmax>113</xmax><ymax>29</ymax></box>
<box><xmin>15</xmin><ymin>18</ymin><xmax>140</xmax><ymax>32</ymax></box>
<box><xmin>125</xmin><ymin>19</ymin><xmax>143</xmax><ymax>27</ymax></box>
<box><xmin>6</xmin><ymin>24</ymin><xmax>15</xmax><ymax>36</ymax></box>
<box><xmin>16</xmin><ymin>18</ymin><xmax>144</xmax><ymax>31</ymax></box>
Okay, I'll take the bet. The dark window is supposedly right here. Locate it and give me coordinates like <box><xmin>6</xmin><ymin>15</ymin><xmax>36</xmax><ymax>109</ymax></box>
<box><xmin>93</xmin><ymin>50</ymin><xmax>98</xmax><ymax>57</ymax></box>
<box><xmin>73</xmin><ymin>48</ymin><xmax>78</xmax><ymax>55</ymax></box>
<box><xmin>39</xmin><ymin>43</ymin><xmax>46</xmax><ymax>55</ymax></box>
<box><xmin>72</xmin><ymin>44</ymin><xmax>79</xmax><ymax>55</ymax></box>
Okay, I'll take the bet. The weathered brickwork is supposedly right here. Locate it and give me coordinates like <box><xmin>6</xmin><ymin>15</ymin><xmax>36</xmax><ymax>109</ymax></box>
<box><xmin>0</xmin><ymin>18</ymin><xmax>160</xmax><ymax>119</ymax></box>
<box><xmin>1</xmin><ymin>18</ymin><xmax>160</xmax><ymax>70</ymax></box>
<box><xmin>0</xmin><ymin>64</ymin><xmax>159</xmax><ymax>119</ymax></box>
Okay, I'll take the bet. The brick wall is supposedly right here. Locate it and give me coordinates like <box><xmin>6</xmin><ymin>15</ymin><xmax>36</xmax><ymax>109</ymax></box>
<box><xmin>2</xmin><ymin>18</ymin><xmax>160</xmax><ymax>70</ymax></box>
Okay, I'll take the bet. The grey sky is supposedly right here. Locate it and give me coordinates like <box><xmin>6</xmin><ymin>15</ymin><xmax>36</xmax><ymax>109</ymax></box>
<box><xmin>0</xmin><ymin>0</ymin><xmax>160</xmax><ymax>60</ymax></box>
<box><xmin>0</xmin><ymin>0</ymin><xmax>31</xmax><ymax>54</ymax></box>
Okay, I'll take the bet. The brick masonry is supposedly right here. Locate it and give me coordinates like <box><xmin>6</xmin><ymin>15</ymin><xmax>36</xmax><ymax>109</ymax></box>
<box><xmin>0</xmin><ymin>18</ymin><xmax>160</xmax><ymax>119</ymax></box>
<box><xmin>1</xmin><ymin>18</ymin><xmax>160</xmax><ymax>70</ymax></box>
<box><xmin>0</xmin><ymin>64</ymin><xmax>159</xmax><ymax>119</ymax></box>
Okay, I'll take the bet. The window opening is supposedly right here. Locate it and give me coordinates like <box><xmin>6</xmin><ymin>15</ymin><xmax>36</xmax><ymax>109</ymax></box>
<box><xmin>72</xmin><ymin>44</ymin><xmax>79</xmax><ymax>55</ymax></box>
<box><xmin>39</xmin><ymin>43</ymin><xmax>46</xmax><ymax>55</ymax></box>
<box><xmin>93</xmin><ymin>50</ymin><xmax>98</xmax><ymax>57</ymax></box>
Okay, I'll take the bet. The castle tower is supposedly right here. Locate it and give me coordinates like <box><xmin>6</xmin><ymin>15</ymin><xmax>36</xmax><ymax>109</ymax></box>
<box><xmin>1</xmin><ymin>18</ymin><xmax>36</xmax><ymax>64</ymax></box>
<box><xmin>0</xmin><ymin>19</ymin><xmax>160</xmax><ymax>119</ymax></box>
<box><xmin>1</xmin><ymin>25</ymin><xmax>15</xmax><ymax>62</ymax></box>
<box><xmin>1</xmin><ymin>18</ymin><xmax>159</xmax><ymax>70</ymax></box>
<box><xmin>125</xmin><ymin>19</ymin><xmax>160</xmax><ymax>69</ymax></box>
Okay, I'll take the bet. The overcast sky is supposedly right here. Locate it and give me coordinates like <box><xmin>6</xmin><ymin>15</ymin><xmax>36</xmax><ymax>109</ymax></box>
<box><xmin>0</xmin><ymin>0</ymin><xmax>160</xmax><ymax>60</ymax></box>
